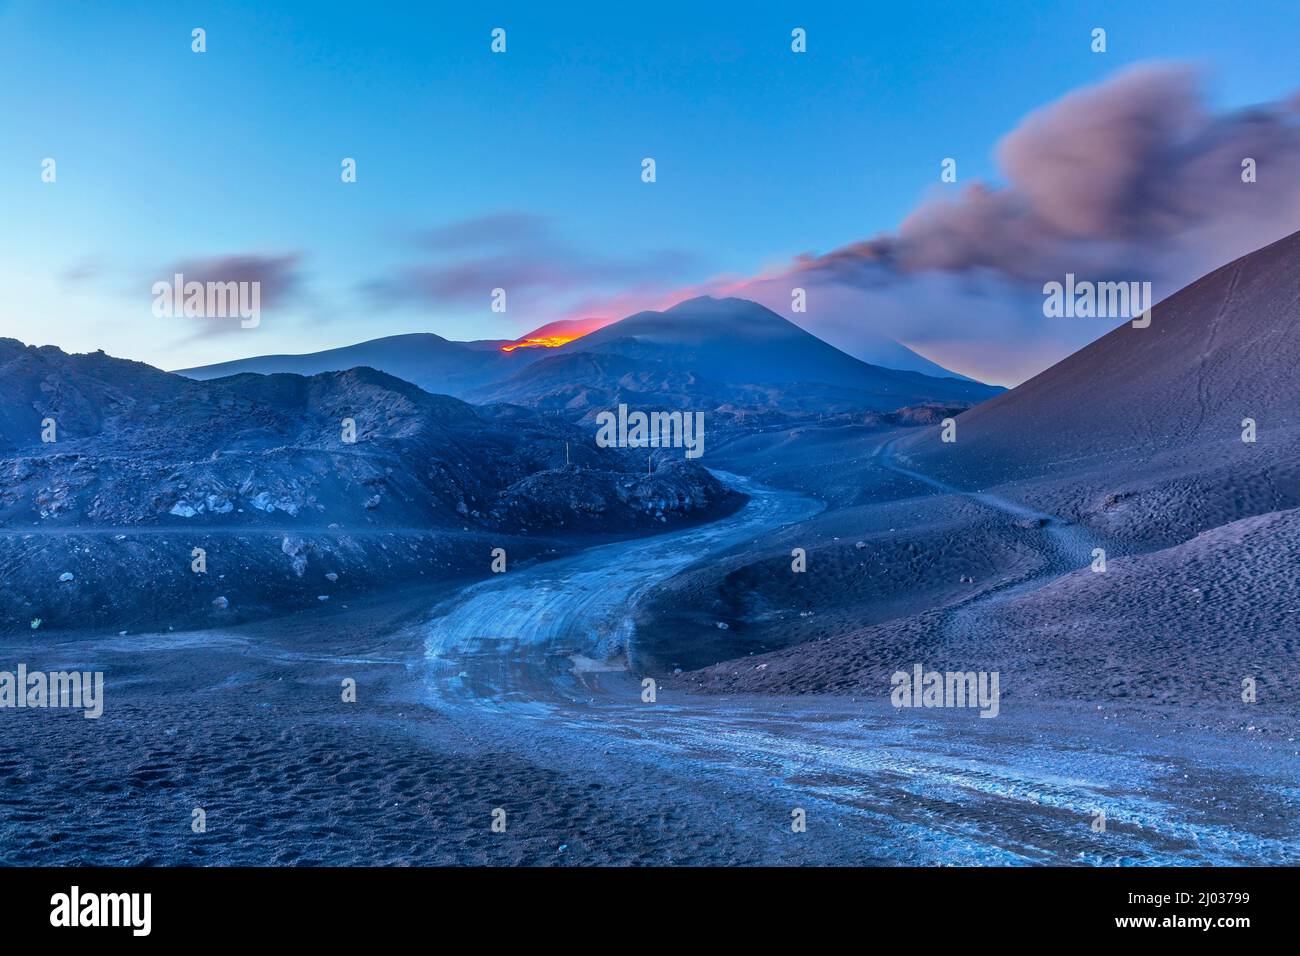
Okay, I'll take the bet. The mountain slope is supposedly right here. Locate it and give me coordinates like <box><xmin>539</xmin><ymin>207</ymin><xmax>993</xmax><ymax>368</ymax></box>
<box><xmin>897</xmin><ymin>231</ymin><xmax>1300</xmax><ymax>483</ymax></box>
<box><xmin>887</xmin><ymin>231</ymin><xmax>1300</xmax><ymax>549</ymax></box>
<box><xmin>844</xmin><ymin>332</ymin><xmax>980</xmax><ymax>382</ymax></box>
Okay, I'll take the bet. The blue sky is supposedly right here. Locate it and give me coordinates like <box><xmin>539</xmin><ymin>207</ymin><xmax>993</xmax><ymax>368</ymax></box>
<box><xmin>2</xmin><ymin>0</ymin><xmax>1298</xmax><ymax>379</ymax></box>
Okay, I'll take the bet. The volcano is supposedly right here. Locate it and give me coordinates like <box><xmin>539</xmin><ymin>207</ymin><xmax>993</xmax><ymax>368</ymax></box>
<box><xmin>474</xmin><ymin>296</ymin><xmax>1003</xmax><ymax>412</ymax></box>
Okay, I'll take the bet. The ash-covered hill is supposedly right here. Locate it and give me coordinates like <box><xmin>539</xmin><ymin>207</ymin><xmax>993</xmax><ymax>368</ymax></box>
<box><xmin>0</xmin><ymin>340</ymin><xmax>740</xmax><ymax>631</ymax></box>
<box><xmin>894</xmin><ymin>231</ymin><xmax>1300</xmax><ymax>544</ymax></box>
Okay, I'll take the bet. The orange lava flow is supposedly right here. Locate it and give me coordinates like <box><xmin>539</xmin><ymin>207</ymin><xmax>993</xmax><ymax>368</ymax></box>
<box><xmin>500</xmin><ymin>335</ymin><xmax>578</xmax><ymax>352</ymax></box>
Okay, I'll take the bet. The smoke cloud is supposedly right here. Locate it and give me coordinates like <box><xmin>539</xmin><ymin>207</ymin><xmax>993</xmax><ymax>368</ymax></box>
<box><xmin>701</xmin><ymin>64</ymin><xmax>1300</xmax><ymax>384</ymax></box>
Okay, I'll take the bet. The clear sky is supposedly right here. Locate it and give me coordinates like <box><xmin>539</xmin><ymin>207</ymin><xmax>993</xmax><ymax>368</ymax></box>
<box><xmin>2</xmin><ymin>0</ymin><xmax>1298</xmax><ymax>380</ymax></box>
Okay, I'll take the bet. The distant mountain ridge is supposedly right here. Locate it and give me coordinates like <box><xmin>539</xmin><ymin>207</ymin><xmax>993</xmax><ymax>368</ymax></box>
<box><xmin>175</xmin><ymin>296</ymin><xmax>1000</xmax><ymax>412</ymax></box>
<box><xmin>175</xmin><ymin>331</ymin><xmax>544</xmax><ymax>398</ymax></box>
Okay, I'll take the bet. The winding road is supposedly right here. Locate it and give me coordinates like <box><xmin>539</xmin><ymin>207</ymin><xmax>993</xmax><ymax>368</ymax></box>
<box><xmin>415</xmin><ymin>454</ymin><xmax>1299</xmax><ymax>865</ymax></box>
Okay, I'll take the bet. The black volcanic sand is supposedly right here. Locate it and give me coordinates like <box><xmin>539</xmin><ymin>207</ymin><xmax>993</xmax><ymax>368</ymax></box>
<box><xmin>638</xmin><ymin>422</ymin><xmax>1300</xmax><ymax>739</ymax></box>
<box><xmin>4</xmin><ymin>583</ymin><xmax>1294</xmax><ymax>866</ymax></box>
<box><xmin>0</xmin><ymin>491</ymin><xmax>748</xmax><ymax>637</ymax></box>
<box><xmin>0</xmin><ymin>592</ymin><xmax>837</xmax><ymax>866</ymax></box>
<box><xmin>686</xmin><ymin>504</ymin><xmax>1300</xmax><ymax>710</ymax></box>
<box><xmin>3</xmin><ymin>440</ymin><xmax>1297</xmax><ymax>865</ymax></box>
<box><xmin>977</xmin><ymin>430</ymin><xmax>1300</xmax><ymax>550</ymax></box>
<box><xmin>634</xmin><ymin>492</ymin><xmax>1046</xmax><ymax>672</ymax></box>
<box><xmin>0</xmin><ymin>526</ymin><xmax>552</xmax><ymax>636</ymax></box>
<box><xmin>639</xmin><ymin>423</ymin><xmax>1046</xmax><ymax>671</ymax></box>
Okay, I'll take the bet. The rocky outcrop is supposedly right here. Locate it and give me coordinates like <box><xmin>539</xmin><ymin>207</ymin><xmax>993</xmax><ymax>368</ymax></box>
<box><xmin>0</xmin><ymin>343</ymin><xmax>743</xmax><ymax>631</ymax></box>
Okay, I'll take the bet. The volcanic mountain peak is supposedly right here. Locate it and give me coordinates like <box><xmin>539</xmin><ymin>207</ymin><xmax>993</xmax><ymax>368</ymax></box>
<box><xmin>556</xmin><ymin>295</ymin><xmax>999</xmax><ymax>398</ymax></box>
<box><xmin>575</xmin><ymin>296</ymin><xmax>805</xmax><ymax>347</ymax></box>
<box><xmin>468</xmin><ymin>296</ymin><xmax>1003</xmax><ymax>412</ymax></box>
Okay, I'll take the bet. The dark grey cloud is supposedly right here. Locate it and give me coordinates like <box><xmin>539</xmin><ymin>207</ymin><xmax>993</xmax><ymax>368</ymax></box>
<box><xmin>156</xmin><ymin>253</ymin><xmax>302</xmax><ymax>341</ymax></box>
<box><xmin>725</xmin><ymin>63</ymin><xmax>1300</xmax><ymax>384</ymax></box>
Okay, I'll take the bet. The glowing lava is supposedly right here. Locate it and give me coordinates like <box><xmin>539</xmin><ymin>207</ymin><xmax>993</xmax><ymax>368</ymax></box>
<box><xmin>499</xmin><ymin>317</ymin><xmax>609</xmax><ymax>352</ymax></box>
<box><xmin>500</xmin><ymin>335</ymin><xmax>579</xmax><ymax>352</ymax></box>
